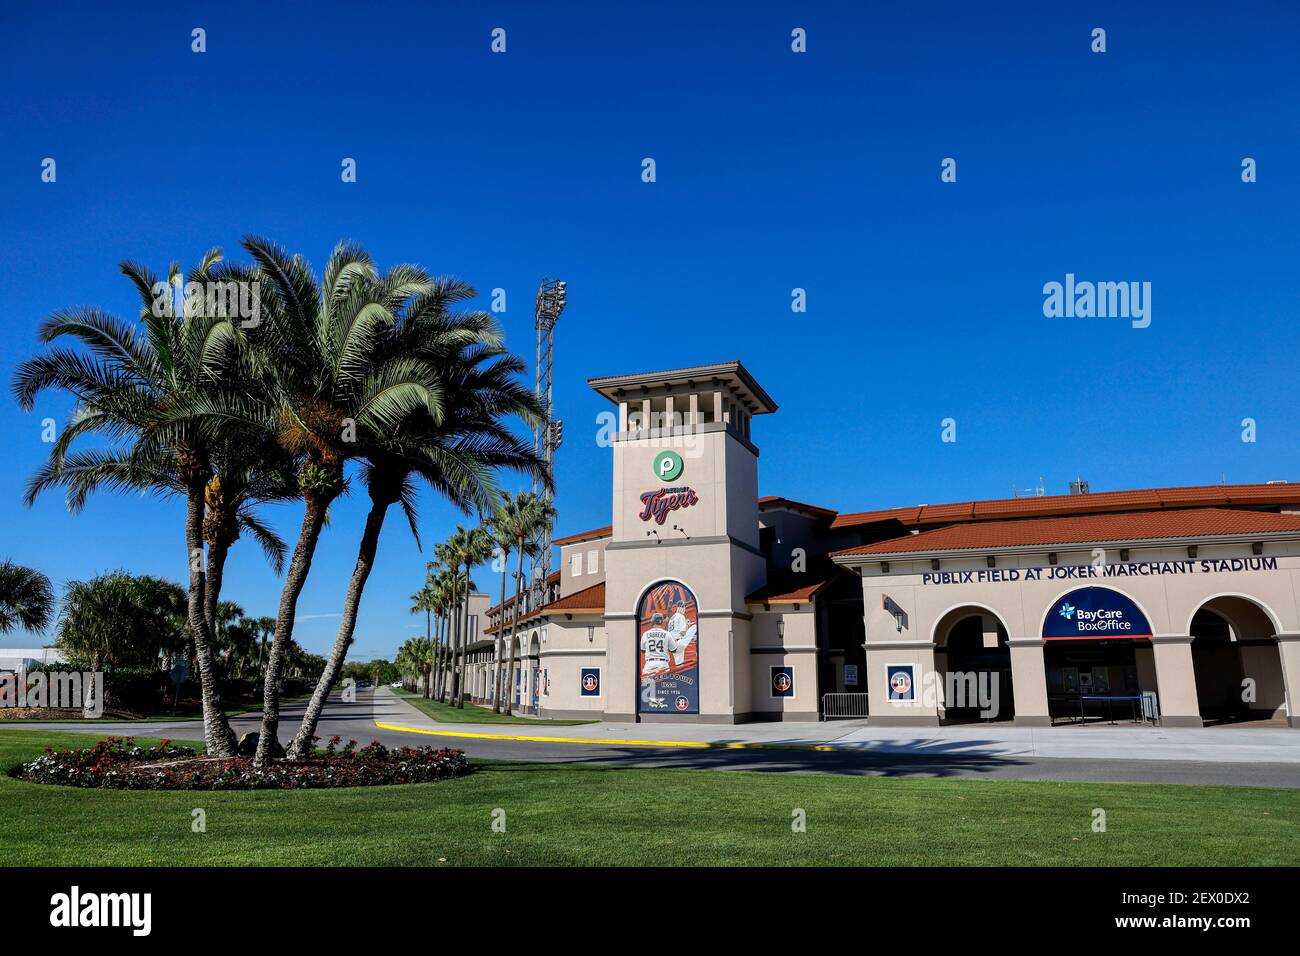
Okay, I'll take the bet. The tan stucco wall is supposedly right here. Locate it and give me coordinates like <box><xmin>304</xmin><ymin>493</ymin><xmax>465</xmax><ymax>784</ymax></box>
<box><xmin>852</xmin><ymin>540</ymin><xmax>1300</xmax><ymax>726</ymax></box>
<box><xmin>748</xmin><ymin>608</ymin><xmax>819</xmax><ymax>716</ymax></box>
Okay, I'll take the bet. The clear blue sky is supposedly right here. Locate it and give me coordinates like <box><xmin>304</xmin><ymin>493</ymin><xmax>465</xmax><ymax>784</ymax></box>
<box><xmin>2</xmin><ymin>1</ymin><xmax>1297</xmax><ymax>657</ymax></box>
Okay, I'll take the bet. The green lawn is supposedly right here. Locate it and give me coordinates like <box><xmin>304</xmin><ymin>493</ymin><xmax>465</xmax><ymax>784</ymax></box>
<box><xmin>392</xmin><ymin>689</ymin><xmax>597</xmax><ymax>726</ymax></box>
<box><xmin>2</xmin><ymin>730</ymin><xmax>1298</xmax><ymax>866</ymax></box>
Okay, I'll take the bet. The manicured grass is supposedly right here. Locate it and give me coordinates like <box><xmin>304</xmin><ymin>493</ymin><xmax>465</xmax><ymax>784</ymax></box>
<box><xmin>393</xmin><ymin>689</ymin><xmax>596</xmax><ymax>726</ymax></box>
<box><xmin>1</xmin><ymin>730</ymin><xmax>1298</xmax><ymax>866</ymax></box>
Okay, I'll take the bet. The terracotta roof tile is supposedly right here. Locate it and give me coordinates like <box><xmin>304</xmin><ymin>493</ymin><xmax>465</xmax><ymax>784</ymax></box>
<box><xmin>833</xmin><ymin>508</ymin><xmax>1300</xmax><ymax>557</ymax></box>
<box><xmin>831</xmin><ymin>482</ymin><xmax>1300</xmax><ymax>530</ymax></box>
<box><xmin>745</xmin><ymin>561</ymin><xmax>848</xmax><ymax>604</ymax></box>
<box><xmin>552</xmin><ymin>526</ymin><xmax>613</xmax><ymax>546</ymax></box>
<box><xmin>757</xmin><ymin>496</ymin><xmax>838</xmax><ymax>519</ymax></box>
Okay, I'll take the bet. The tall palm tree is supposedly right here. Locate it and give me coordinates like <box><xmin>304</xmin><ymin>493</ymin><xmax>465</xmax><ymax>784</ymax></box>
<box><xmin>283</xmin><ymin>275</ymin><xmax>545</xmax><ymax>756</ymax></box>
<box><xmin>488</xmin><ymin>492</ymin><xmax>529</xmax><ymax>712</ymax></box>
<box><xmin>0</xmin><ymin>560</ymin><xmax>54</xmax><ymax>635</ymax></box>
<box><xmin>410</xmin><ymin>584</ymin><xmax>435</xmax><ymax>650</ymax></box>
<box><xmin>12</xmin><ymin>251</ymin><xmax>281</xmax><ymax>756</ymax></box>
<box><xmin>503</xmin><ymin>494</ymin><xmax>556</xmax><ymax>715</ymax></box>
<box><xmin>239</xmin><ymin>237</ymin><xmax>464</xmax><ymax>765</ymax></box>
<box><xmin>437</xmin><ymin>526</ymin><xmax>495</xmax><ymax>709</ymax></box>
<box><xmin>432</xmin><ymin>566</ymin><xmax>469</xmax><ymax>702</ymax></box>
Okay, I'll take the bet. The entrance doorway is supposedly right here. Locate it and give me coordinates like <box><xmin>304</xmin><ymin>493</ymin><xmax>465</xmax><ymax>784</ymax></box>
<box><xmin>1190</xmin><ymin>596</ymin><xmax>1285</xmax><ymax>724</ymax></box>
<box><xmin>1044</xmin><ymin>640</ymin><xmax>1143</xmax><ymax>724</ymax></box>
<box><xmin>935</xmin><ymin>609</ymin><xmax>1014</xmax><ymax>723</ymax></box>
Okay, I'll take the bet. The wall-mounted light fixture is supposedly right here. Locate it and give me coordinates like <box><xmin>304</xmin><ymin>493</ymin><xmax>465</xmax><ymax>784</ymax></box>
<box><xmin>646</xmin><ymin>529</ymin><xmax>660</xmax><ymax>543</ymax></box>
<box><xmin>880</xmin><ymin>561</ymin><xmax>890</xmax><ymax>573</ymax></box>
<box><xmin>931</xmin><ymin>559</ymin><xmax>940</xmax><ymax>571</ymax></box>
<box><xmin>1048</xmin><ymin>552</ymin><xmax>1058</xmax><ymax>565</ymax></box>
<box><xmin>986</xmin><ymin>555</ymin><xmax>996</xmax><ymax>568</ymax></box>
<box><xmin>1252</xmin><ymin>541</ymin><xmax>1264</xmax><ymax>555</ymax></box>
<box><xmin>777</xmin><ymin>619</ymin><xmax>784</xmax><ymax>639</ymax></box>
<box><xmin>587</xmin><ymin>625</ymin><xmax>594</xmax><ymax>643</ymax></box>
<box><xmin>1119</xmin><ymin>548</ymin><xmax>1130</xmax><ymax>561</ymax></box>
<box><xmin>671</xmin><ymin>524</ymin><xmax>691</xmax><ymax>540</ymax></box>
<box><xmin>1187</xmin><ymin>545</ymin><xmax>1198</xmax><ymax>558</ymax></box>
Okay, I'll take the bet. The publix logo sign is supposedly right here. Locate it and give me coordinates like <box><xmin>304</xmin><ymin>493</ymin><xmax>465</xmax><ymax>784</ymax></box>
<box><xmin>653</xmin><ymin>450</ymin><xmax>683</xmax><ymax>480</ymax></box>
<box><xmin>1043</xmin><ymin>587</ymin><xmax>1153</xmax><ymax>641</ymax></box>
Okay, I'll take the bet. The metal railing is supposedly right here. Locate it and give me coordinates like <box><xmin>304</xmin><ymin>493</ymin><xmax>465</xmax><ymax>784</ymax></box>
<box><xmin>822</xmin><ymin>693</ymin><xmax>870</xmax><ymax>719</ymax></box>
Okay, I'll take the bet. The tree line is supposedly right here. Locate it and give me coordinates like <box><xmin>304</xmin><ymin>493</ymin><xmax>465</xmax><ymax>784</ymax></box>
<box><xmin>398</xmin><ymin>491</ymin><xmax>555</xmax><ymax>714</ymax></box>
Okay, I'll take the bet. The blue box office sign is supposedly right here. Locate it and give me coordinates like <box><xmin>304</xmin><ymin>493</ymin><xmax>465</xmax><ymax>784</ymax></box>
<box><xmin>1043</xmin><ymin>587</ymin><xmax>1152</xmax><ymax>641</ymax></box>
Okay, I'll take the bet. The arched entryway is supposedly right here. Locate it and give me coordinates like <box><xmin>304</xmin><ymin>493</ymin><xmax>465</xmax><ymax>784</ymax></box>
<box><xmin>933</xmin><ymin>606</ymin><xmax>1014</xmax><ymax>722</ymax></box>
<box><xmin>1190</xmin><ymin>596</ymin><xmax>1285</xmax><ymax>724</ymax></box>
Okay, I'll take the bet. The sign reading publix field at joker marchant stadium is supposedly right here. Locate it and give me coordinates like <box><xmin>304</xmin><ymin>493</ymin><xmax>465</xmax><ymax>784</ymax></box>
<box><xmin>1042</xmin><ymin>587</ymin><xmax>1153</xmax><ymax>640</ymax></box>
<box><xmin>921</xmin><ymin>556</ymin><xmax>1277</xmax><ymax>586</ymax></box>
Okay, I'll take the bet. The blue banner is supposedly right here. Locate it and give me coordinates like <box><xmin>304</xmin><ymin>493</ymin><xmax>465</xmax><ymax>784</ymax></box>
<box><xmin>1043</xmin><ymin>587</ymin><xmax>1152</xmax><ymax>640</ymax></box>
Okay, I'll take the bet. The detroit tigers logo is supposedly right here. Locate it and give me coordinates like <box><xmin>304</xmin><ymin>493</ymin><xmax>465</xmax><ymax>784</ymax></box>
<box><xmin>675</xmin><ymin>696</ymin><xmax>689</xmax><ymax>711</ymax></box>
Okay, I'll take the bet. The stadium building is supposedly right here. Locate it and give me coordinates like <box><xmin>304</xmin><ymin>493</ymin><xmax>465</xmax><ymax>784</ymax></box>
<box><xmin>467</xmin><ymin>361</ymin><xmax>1300</xmax><ymax>728</ymax></box>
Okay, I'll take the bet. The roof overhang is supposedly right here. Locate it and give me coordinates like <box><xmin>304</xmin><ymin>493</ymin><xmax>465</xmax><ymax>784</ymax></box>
<box><xmin>832</xmin><ymin>529</ymin><xmax>1300</xmax><ymax>565</ymax></box>
<box><xmin>587</xmin><ymin>361</ymin><xmax>777</xmax><ymax>414</ymax></box>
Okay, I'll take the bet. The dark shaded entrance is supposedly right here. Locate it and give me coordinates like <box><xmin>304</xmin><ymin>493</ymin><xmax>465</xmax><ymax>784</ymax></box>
<box><xmin>936</xmin><ymin>611</ymin><xmax>1014</xmax><ymax>723</ymax></box>
<box><xmin>1044</xmin><ymin>640</ymin><xmax>1143</xmax><ymax>724</ymax></box>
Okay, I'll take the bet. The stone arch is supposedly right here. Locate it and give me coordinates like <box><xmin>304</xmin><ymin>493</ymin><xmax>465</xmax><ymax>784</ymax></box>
<box><xmin>932</xmin><ymin>603</ymin><xmax>1013</xmax><ymax>722</ymax></box>
<box><xmin>1189</xmin><ymin>594</ymin><xmax>1285</xmax><ymax>723</ymax></box>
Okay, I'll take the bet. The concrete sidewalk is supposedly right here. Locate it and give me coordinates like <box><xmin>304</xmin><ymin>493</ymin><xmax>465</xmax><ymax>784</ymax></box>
<box><xmin>376</xmin><ymin>688</ymin><xmax>1300</xmax><ymax>764</ymax></box>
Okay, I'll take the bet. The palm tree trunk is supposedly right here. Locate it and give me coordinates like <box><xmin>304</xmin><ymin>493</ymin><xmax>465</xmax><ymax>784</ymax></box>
<box><xmin>254</xmin><ymin>496</ymin><xmax>329</xmax><ymax>767</ymax></box>
<box><xmin>504</xmin><ymin>550</ymin><xmax>525</xmax><ymax>716</ymax></box>
<box><xmin>203</xmin><ymin>534</ymin><xmax>231</xmax><ymax>635</ymax></box>
<box><xmin>184</xmin><ymin>487</ymin><xmax>237</xmax><ymax>756</ymax></box>
<box><xmin>434</xmin><ymin>613</ymin><xmax>446</xmax><ymax>700</ymax></box>
<box><xmin>285</xmin><ymin>499</ymin><xmax>389</xmax><ymax>758</ymax></box>
<box><xmin>493</xmin><ymin>558</ymin><xmax>508</xmax><ymax>713</ymax></box>
<box><xmin>449</xmin><ymin>592</ymin><xmax>462</xmax><ymax>706</ymax></box>
<box><xmin>457</xmin><ymin>564</ymin><xmax>471</xmax><ymax>708</ymax></box>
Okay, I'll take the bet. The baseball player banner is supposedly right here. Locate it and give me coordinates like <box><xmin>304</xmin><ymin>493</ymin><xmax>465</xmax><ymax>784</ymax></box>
<box><xmin>637</xmin><ymin>580</ymin><xmax>700</xmax><ymax>714</ymax></box>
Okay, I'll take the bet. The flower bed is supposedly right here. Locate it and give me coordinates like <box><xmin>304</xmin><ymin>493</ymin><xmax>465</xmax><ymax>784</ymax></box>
<box><xmin>9</xmin><ymin>736</ymin><xmax>472</xmax><ymax>790</ymax></box>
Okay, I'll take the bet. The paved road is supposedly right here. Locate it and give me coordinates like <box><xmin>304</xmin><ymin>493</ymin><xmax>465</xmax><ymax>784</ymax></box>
<box><xmin>7</xmin><ymin>689</ymin><xmax>1300</xmax><ymax>788</ymax></box>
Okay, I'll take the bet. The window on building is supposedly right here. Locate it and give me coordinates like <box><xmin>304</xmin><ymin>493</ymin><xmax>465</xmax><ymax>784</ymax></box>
<box><xmin>571</xmin><ymin>552</ymin><xmax>583</xmax><ymax>576</ymax></box>
<box><xmin>587</xmin><ymin>549</ymin><xmax>599</xmax><ymax>574</ymax></box>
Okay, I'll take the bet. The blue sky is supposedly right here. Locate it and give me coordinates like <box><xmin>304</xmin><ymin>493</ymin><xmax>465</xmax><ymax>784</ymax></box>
<box><xmin>2</xmin><ymin>1</ymin><xmax>1298</xmax><ymax>657</ymax></box>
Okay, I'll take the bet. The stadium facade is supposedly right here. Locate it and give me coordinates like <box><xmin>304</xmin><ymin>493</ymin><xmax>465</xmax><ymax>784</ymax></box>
<box><xmin>464</xmin><ymin>361</ymin><xmax>1300</xmax><ymax>729</ymax></box>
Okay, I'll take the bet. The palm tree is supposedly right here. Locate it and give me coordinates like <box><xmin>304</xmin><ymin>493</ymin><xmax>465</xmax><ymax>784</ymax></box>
<box><xmin>282</xmin><ymin>271</ymin><xmax>545</xmax><ymax>757</ymax></box>
<box><xmin>437</xmin><ymin>526</ymin><xmax>495</xmax><ymax>709</ymax></box>
<box><xmin>428</xmin><ymin>567</ymin><xmax>453</xmax><ymax>700</ymax></box>
<box><xmin>12</xmin><ymin>250</ymin><xmax>283</xmax><ymax>757</ymax></box>
<box><xmin>54</xmin><ymin>572</ymin><xmax>187</xmax><ymax>673</ymax></box>
<box><xmin>0</xmin><ymin>560</ymin><xmax>54</xmax><ymax>635</ymax></box>
<box><xmin>432</xmin><ymin>566</ymin><xmax>469</xmax><ymax>702</ymax></box>
<box><xmin>238</xmin><ymin>237</ymin><xmax>459</xmax><ymax>764</ymax></box>
<box><xmin>501</xmin><ymin>494</ymin><xmax>556</xmax><ymax>715</ymax></box>
<box><xmin>488</xmin><ymin>492</ymin><xmax>529</xmax><ymax>712</ymax></box>
<box><xmin>410</xmin><ymin>585</ymin><xmax>435</xmax><ymax>650</ymax></box>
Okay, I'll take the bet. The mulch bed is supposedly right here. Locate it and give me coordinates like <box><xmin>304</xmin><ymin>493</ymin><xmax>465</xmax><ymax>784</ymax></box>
<box><xmin>8</xmin><ymin>736</ymin><xmax>472</xmax><ymax>790</ymax></box>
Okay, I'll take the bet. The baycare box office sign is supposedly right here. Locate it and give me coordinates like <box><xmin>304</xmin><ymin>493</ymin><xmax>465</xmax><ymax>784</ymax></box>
<box><xmin>1043</xmin><ymin>587</ymin><xmax>1153</xmax><ymax>640</ymax></box>
<box><xmin>638</xmin><ymin>580</ymin><xmax>700</xmax><ymax>714</ymax></box>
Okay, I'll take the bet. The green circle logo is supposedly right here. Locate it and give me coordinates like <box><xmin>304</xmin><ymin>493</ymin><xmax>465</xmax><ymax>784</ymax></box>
<box><xmin>653</xmin><ymin>450</ymin><xmax>683</xmax><ymax>481</ymax></box>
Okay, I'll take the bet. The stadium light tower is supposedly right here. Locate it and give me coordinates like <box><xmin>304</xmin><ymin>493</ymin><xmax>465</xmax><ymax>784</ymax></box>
<box><xmin>530</xmin><ymin>277</ymin><xmax>567</xmax><ymax>608</ymax></box>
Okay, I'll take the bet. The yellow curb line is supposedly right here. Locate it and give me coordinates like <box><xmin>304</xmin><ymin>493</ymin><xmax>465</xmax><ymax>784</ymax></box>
<box><xmin>374</xmin><ymin>721</ymin><xmax>840</xmax><ymax>752</ymax></box>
